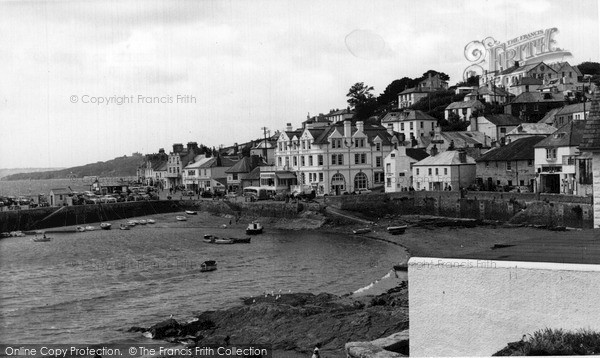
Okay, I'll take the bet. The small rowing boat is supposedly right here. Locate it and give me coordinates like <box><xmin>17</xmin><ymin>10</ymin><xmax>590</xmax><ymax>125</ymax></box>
<box><xmin>214</xmin><ymin>237</ymin><xmax>234</xmax><ymax>244</ymax></box>
<box><xmin>32</xmin><ymin>236</ymin><xmax>52</xmax><ymax>242</ymax></box>
<box><xmin>147</xmin><ymin>219</ymin><xmax>156</xmax><ymax>224</ymax></box>
<box><xmin>200</xmin><ymin>260</ymin><xmax>217</xmax><ymax>272</ymax></box>
<box><xmin>119</xmin><ymin>224</ymin><xmax>130</xmax><ymax>230</ymax></box>
<box><xmin>352</xmin><ymin>228</ymin><xmax>371</xmax><ymax>234</ymax></box>
<box><xmin>203</xmin><ymin>234</ymin><xmax>215</xmax><ymax>243</ymax></box>
<box><xmin>76</xmin><ymin>226</ymin><xmax>86</xmax><ymax>232</ymax></box>
<box><xmin>176</xmin><ymin>216</ymin><xmax>187</xmax><ymax>221</ymax></box>
<box><xmin>138</xmin><ymin>220</ymin><xmax>147</xmax><ymax>225</ymax></box>
<box><xmin>387</xmin><ymin>225</ymin><xmax>407</xmax><ymax>235</ymax></box>
<box><xmin>185</xmin><ymin>210</ymin><xmax>197</xmax><ymax>215</ymax></box>
<box><xmin>100</xmin><ymin>223</ymin><xmax>112</xmax><ymax>230</ymax></box>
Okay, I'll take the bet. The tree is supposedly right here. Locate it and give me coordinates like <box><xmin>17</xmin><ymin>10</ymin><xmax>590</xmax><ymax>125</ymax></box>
<box><xmin>419</xmin><ymin>70</ymin><xmax>450</xmax><ymax>82</ymax></box>
<box><xmin>455</xmin><ymin>75</ymin><xmax>480</xmax><ymax>88</ymax></box>
<box><xmin>347</xmin><ymin>82</ymin><xmax>377</xmax><ymax>120</ymax></box>
<box><xmin>576</xmin><ymin>62</ymin><xmax>600</xmax><ymax>76</ymax></box>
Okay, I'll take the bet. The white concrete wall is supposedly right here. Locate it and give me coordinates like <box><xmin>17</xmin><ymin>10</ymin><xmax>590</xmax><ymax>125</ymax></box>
<box><xmin>409</xmin><ymin>257</ymin><xmax>600</xmax><ymax>357</ymax></box>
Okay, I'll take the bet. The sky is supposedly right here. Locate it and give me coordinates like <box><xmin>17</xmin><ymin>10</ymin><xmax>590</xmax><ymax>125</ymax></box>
<box><xmin>0</xmin><ymin>0</ymin><xmax>598</xmax><ymax>169</ymax></box>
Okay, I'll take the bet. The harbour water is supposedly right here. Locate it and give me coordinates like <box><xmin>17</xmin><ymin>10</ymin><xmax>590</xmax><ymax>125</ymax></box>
<box><xmin>0</xmin><ymin>216</ymin><xmax>408</xmax><ymax>344</ymax></box>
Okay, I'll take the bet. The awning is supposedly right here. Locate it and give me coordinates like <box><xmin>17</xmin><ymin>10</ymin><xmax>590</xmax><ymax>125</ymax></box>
<box><xmin>276</xmin><ymin>172</ymin><xmax>297</xmax><ymax>180</ymax></box>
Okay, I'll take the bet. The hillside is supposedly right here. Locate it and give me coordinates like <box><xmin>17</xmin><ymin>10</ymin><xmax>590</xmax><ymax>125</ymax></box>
<box><xmin>0</xmin><ymin>168</ymin><xmax>65</xmax><ymax>179</ymax></box>
<box><xmin>2</xmin><ymin>154</ymin><xmax>144</xmax><ymax>180</ymax></box>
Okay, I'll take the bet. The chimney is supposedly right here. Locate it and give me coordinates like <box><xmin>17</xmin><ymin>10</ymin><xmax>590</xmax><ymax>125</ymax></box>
<box><xmin>343</xmin><ymin>119</ymin><xmax>352</xmax><ymax>138</ymax></box>
<box><xmin>458</xmin><ymin>148</ymin><xmax>467</xmax><ymax>163</ymax></box>
<box><xmin>387</xmin><ymin>124</ymin><xmax>394</xmax><ymax>136</ymax></box>
<box><xmin>173</xmin><ymin>143</ymin><xmax>184</xmax><ymax>154</ymax></box>
<box><xmin>286</xmin><ymin>123</ymin><xmax>292</xmax><ymax>131</ymax></box>
<box><xmin>356</xmin><ymin>121</ymin><xmax>364</xmax><ymax>132</ymax></box>
<box><xmin>187</xmin><ymin>142</ymin><xmax>198</xmax><ymax>153</ymax></box>
<box><xmin>430</xmin><ymin>144</ymin><xmax>439</xmax><ymax>156</ymax></box>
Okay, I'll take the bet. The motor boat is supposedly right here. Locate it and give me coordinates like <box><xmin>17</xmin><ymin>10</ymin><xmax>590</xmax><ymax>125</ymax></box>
<box><xmin>246</xmin><ymin>221</ymin><xmax>263</xmax><ymax>235</ymax></box>
<box><xmin>200</xmin><ymin>260</ymin><xmax>217</xmax><ymax>272</ymax></box>
<box><xmin>100</xmin><ymin>223</ymin><xmax>112</xmax><ymax>230</ymax></box>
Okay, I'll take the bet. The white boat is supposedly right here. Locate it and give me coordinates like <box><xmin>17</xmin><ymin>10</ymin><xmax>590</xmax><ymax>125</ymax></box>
<box><xmin>32</xmin><ymin>235</ymin><xmax>52</xmax><ymax>242</ymax></box>
<box><xmin>176</xmin><ymin>216</ymin><xmax>187</xmax><ymax>221</ymax></box>
<box><xmin>138</xmin><ymin>220</ymin><xmax>147</xmax><ymax>225</ymax></box>
<box><xmin>353</xmin><ymin>228</ymin><xmax>372</xmax><ymax>234</ymax></box>
<box><xmin>119</xmin><ymin>224</ymin><xmax>130</xmax><ymax>230</ymax></box>
<box><xmin>214</xmin><ymin>237</ymin><xmax>234</xmax><ymax>244</ymax></box>
<box><xmin>76</xmin><ymin>226</ymin><xmax>86</xmax><ymax>232</ymax></box>
<box><xmin>185</xmin><ymin>210</ymin><xmax>197</xmax><ymax>215</ymax></box>
<box><xmin>127</xmin><ymin>220</ymin><xmax>137</xmax><ymax>226</ymax></box>
<box><xmin>246</xmin><ymin>222</ymin><xmax>263</xmax><ymax>235</ymax></box>
<box><xmin>147</xmin><ymin>219</ymin><xmax>156</xmax><ymax>224</ymax></box>
<box><xmin>203</xmin><ymin>234</ymin><xmax>215</xmax><ymax>243</ymax></box>
<box><xmin>100</xmin><ymin>223</ymin><xmax>112</xmax><ymax>230</ymax></box>
<box><xmin>85</xmin><ymin>226</ymin><xmax>97</xmax><ymax>231</ymax></box>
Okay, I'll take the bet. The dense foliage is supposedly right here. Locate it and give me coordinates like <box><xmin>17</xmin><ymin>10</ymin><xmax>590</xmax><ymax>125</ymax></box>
<box><xmin>494</xmin><ymin>328</ymin><xmax>600</xmax><ymax>356</ymax></box>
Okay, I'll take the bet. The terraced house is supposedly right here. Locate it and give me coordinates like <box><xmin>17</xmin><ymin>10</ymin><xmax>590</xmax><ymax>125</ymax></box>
<box><xmin>275</xmin><ymin>120</ymin><xmax>401</xmax><ymax>195</ymax></box>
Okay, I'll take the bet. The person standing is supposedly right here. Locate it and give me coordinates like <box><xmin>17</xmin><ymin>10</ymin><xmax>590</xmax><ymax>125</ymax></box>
<box><xmin>311</xmin><ymin>347</ymin><xmax>320</xmax><ymax>358</ymax></box>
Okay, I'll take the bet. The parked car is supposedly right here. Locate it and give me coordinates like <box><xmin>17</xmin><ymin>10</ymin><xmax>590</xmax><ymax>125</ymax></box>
<box><xmin>100</xmin><ymin>195</ymin><xmax>117</xmax><ymax>203</ymax></box>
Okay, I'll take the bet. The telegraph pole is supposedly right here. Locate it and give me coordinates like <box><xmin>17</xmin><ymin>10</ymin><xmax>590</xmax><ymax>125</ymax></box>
<box><xmin>261</xmin><ymin>126</ymin><xmax>269</xmax><ymax>163</ymax></box>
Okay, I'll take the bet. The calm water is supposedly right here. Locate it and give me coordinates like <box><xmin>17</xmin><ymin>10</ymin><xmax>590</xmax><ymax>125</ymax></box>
<box><xmin>0</xmin><ymin>218</ymin><xmax>407</xmax><ymax>344</ymax></box>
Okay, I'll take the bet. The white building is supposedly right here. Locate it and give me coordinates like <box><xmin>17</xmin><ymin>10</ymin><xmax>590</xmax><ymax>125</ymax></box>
<box><xmin>384</xmin><ymin>147</ymin><xmax>429</xmax><ymax>192</ymax></box>
<box><xmin>412</xmin><ymin>150</ymin><xmax>476</xmax><ymax>191</ymax></box>
<box><xmin>380</xmin><ymin>109</ymin><xmax>438</xmax><ymax>147</ymax></box>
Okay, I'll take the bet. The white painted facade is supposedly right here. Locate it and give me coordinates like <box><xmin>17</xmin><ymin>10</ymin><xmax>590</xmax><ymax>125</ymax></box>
<box><xmin>409</xmin><ymin>257</ymin><xmax>600</xmax><ymax>356</ymax></box>
<box><xmin>383</xmin><ymin>147</ymin><xmax>421</xmax><ymax>192</ymax></box>
<box><xmin>534</xmin><ymin>146</ymin><xmax>579</xmax><ymax>194</ymax></box>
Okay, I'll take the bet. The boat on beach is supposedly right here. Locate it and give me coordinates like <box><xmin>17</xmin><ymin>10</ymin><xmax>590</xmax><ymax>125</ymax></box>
<box><xmin>200</xmin><ymin>260</ymin><xmax>217</xmax><ymax>272</ymax></box>
<box><xmin>138</xmin><ymin>220</ymin><xmax>147</xmax><ymax>225</ymax></box>
<box><xmin>387</xmin><ymin>225</ymin><xmax>408</xmax><ymax>235</ymax></box>
<box><xmin>85</xmin><ymin>225</ymin><xmax>97</xmax><ymax>231</ymax></box>
<box><xmin>203</xmin><ymin>234</ymin><xmax>215</xmax><ymax>243</ymax></box>
<box><xmin>185</xmin><ymin>210</ymin><xmax>197</xmax><ymax>215</ymax></box>
<box><xmin>246</xmin><ymin>221</ymin><xmax>263</xmax><ymax>235</ymax></box>
<box><xmin>100</xmin><ymin>223</ymin><xmax>112</xmax><ymax>230</ymax></box>
<box><xmin>147</xmin><ymin>219</ymin><xmax>156</xmax><ymax>224</ymax></box>
<box><xmin>76</xmin><ymin>226</ymin><xmax>86</xmax><ymax>232</ymax></box>
<box><xmin>176</xmin><ymin>216</ymin><xmax>188</xmax><ymax>221</ymax></box>
<box><xmin>232</xmin><ymin>237</ymin><xmax>251</xmax><ymax>244</ymax></box>
<box><xmin>353</xmin><ymin>228</ymin><xmax>371</xmax><ymax>234</ymax></box>
<box><xmin>32</xmin><ymin>235</ymin><xmax>52</xmax><ymax>242</ymax></box>
<box><xmin>214</xmin><ymin>237</ymin><xmax>234</xmax><ymax>244</ymax></box>
<box><xmin>127</xmin><ymin>220</ymin><xmax>137</xmax><ymax>226</ymax></box>
<box><xmin>119</xmin><ymin>224</ymin><xmax>130</xmax><ymax>230</ymax></box>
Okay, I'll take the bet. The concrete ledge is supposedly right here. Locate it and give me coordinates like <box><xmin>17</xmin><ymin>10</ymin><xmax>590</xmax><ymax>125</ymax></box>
<box><xmin>409</xmin><ymin>257</ymin><xmax>600</xmax><ymax>356</ymax></box>
<box><xmin>346</xmin><ymin>330</ymin><xmax>408</xmax><ymax>357</ymax></box>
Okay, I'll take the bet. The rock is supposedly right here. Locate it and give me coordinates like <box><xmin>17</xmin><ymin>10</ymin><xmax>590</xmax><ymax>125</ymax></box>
<box><xmin>370</xmin><ymin>330</ymin><xmax>409</xmax><ymax>354</ymax></box>
<box><xmin>147</xmin><ymin>318</ymin><xmax>181</xmax><ymax>339</ymax></box>
<box><xmin>346</xmin><ymin>342</ymin><xmax>405</xmax><ymax>357</ymax></box>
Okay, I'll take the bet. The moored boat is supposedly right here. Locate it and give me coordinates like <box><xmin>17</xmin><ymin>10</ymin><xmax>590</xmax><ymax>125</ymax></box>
<box><xmin>203</xmin><ymin>234</ymin><xmax>215</xmax><ymax>243</ymax></box>
<box><xmin>100</xmin><ymin>223</ymin><xmax>112</xmax><ymax>230</ymax></box>
<box><xmin>387</xmin><ymin>225</ymin><xmax>408</xmax><ymax>235</ymax></box>
<box><xmin>127</xmin><ymin>220</ymin><xmax>137</xmax><ymax>226</ymax></box>
<box><xmin>119</xmin><ymin>224</ymin><xmax>130</xmax><ymax>230</ymax></box>
<box><xmin>232</xmin><ymin>237</ymin><xmax>251</xmax><ymax>244</ymax></box>
<box><xmin>246</xmin><ymin>221</ymin><xmax>263</xmax><ymax>235</ymax></box>
<box><xmin>185</xmin><ymin>210</ymin><xmax>197</xmax><ymax>215</ymax></box>
<box><xmin>200</xmin><ymin>260</ymin><xmax>217</xmax><ymax>272</ymax></box>
<box><xmin>85</xmin><ymin>225</ymin><xmax>97</xmax><ymax>231</ymax></box>
<box><xmin>214</xmin><ymin>237</ymin><xmax>234</xmax><ymax>244</ymax></box>
<box><xmin>176</xmin><ymin>215</ymin><xmax>188</xmax><ymax>221</ymax></box>
<box><xmin>76</xmin><ymin>226</ymin><xmax>86</xmax><ymax>232</ymax></box>
<box><xmin>32</xmin><ymin>235</ymin><xmax>52</xmax><ymax>242</ymax></box>
<box><xmin>147</xmin><ymin>219</ymin><xmax>156</xmax><ymax>224</ymax></box>
<box><xmin>353</xmin><ymin>228</ymin><xmax>371</xmax><ymax>234</ymax></box>
<box><xmin>138</xmin><ymin>220</ymin><xmax>147</xmax><ymax>225</ymax></box>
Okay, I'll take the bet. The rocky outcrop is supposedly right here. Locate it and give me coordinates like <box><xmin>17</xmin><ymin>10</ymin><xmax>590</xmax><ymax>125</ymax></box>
<box><xmin>346</xmin><ymin>330</ymin><xmax>409</xmax><ymax>357</ymax></box>
<box><xmin>131</xmin><ymin>287</ymin><xmax>408</xmax><ymax>356</ymax></box>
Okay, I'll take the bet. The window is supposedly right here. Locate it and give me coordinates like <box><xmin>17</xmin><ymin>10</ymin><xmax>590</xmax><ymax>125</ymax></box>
<box><xmin>506</xmin><ymin>161</ymin><xmax>512</xmax><ymax>171</ymax></box>
<box><xmin>431</xmin><ymin>123</ymin><xmax>435</xmax><ymax>130</ymax></box>
<box><xmin>435</xmin><ymin>168</ymin><xmax>439</xmax><ymax>175</ymax></box>
<box><xmin>520</xmin><ymin>180</ymin><xmax>525</xmax><ymax>186</ymax></box>
<box><xmin>416</xmin><ymin>168</ymin><xmax>420</xmax><ymax>175</ymax></box>
<box><xmin>376</xmin><ymin>143</ymin><xmax>381</xmax><ymax>151</ymax></box>
<box><xmin>188</xmin><ymin>170</ymin><xmax>195</xmax><ymax>176</ymax></box>
<box><xmin>354</xmin><ymin>172</ymin><xmax>368</xmax><ymax>190</ymax></box>
<box><xmin>354</xmin><ymin>153</ymin><xmax>366</xmax><ymax>164</ymax></box>
<box><xmin>546</xmin><ymin>148</ymin><xmax>557</xmax><ymax>160</ymax></box>
<box><xmin>387</xmin><ymin>178</ymin><xmax>392</xmax><ymax>188</ymax></box>
<box><xmin>410</xmin><ymin>122</ymin><xmax>414</xmax><ymax>130</ymax></box>
<box><xmin>331</xmin><ymin>154</ymin><xmax>337</xmax><ymax>165</ymax></box>
<box><xmin>278</xmin><ymin>157</ymin><xmax>282</xmax><ymax>166</ymax></box>
<box><xmin>507</xmin><ymin>180</ymin><xmax>513</xmax><ymax>186</ymax></box>
<box><xmin>374</xmin><ymin>172</ymin><xmax>384</xmax><ymax>184</ymax></box>
<box><xmin>293</xmin><ymin>156</ymin><xmax>297</xmax><ymax>166</ymax></box>
<box><xmin>232</xmin><ymin>173</ymin><xmax>238</xmax><ymax>180</ymax></box>
<box><xmin>318</xmin><ymin>155</ymin><xmax>323</xmax><ymax>165</ymax></box>
<box><xmin>376</xmin><ymin>156</ymin><xmax>382</xmax><ymax>167</ymax></box>
<box><xmin>386</xmin><ymin>163</ymin><xmax>391</xmax><ymax>173</ymax></box>
<box><xmin>500</xmin><ymin>127</ymin><xmax>506</xmax><ymax>133</ymax></box>
<box><xmin>301</xmin><ymin>156</ymin><xmax>305</xmax><ymax>166</ymax></box>
<box><xmin>309</xmin><ymin>156</ymin><xmax>313</xmax><ymax>166</ymax></box>
<box><xmin>444</xmin><ymin>168</ymin><xmax>448</xmax><ymax>175</ymax></box>
<box><xmin>527</xmin><ymin>159</ymin><xmax>533</xmax><ymax>166</ymax></box>
<box><xmin>400</xmin><ymin>123</ymin><xmax>404</xmax><ymax>131</ymax></box>
<box><xmin>319</xmin><ymin>173</ymin><xmax>323</xmax><ymax>182</ymax></box>
<box><xmin>331</xmin><ymin>140</ymin><xmax>337</xmax><ymax>149</ymax></box>
<box><xmin>338</xmin><ymin>154</ymin><xmax>344</xmax><ymax>165</ymax></box>
<box><xmin>301</xmin><ymin>141</ymin><xmax>305</xmax><ymax>149</ymax></box>
<box><xmin>428</xmin><ymin>168</ymin><xmax>432</xmax><ymax>175</ymax></box>
<box><xmin>485</xmin><ymin>161</ymin><xmax>489</xmax><ymax>168</ymax></box>
<box><xmin>420</xmin><ymin>121</ymin><xmax>424</xmax><ymax>128</ymax></box>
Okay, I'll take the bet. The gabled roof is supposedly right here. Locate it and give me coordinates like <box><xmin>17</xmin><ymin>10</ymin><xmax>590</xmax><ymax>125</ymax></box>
<box><xmin>555</xmin><ymin>102</ymin><xmax>588</xmax><ymax>116</ymax></box>
<box><xmin>509</xmin><ymin>91</ymin><xmax>564</xmax><ymax>104</ymax></box>
<box><xmin>480</xmin><ymin>114</ymin><xmax>522</xmax><ymax>126</ymax></box>
<box><xmin>580</xmin><ymin>90</ymin><xmax>600</xmax><ymax>151</ymax></box>
<box><xmin>414</xmin><ymin>150</ymin><xmax>475</xmax><ymax>166</ymax></box>
<box><xmin>381</xmin><ymin>109</ymin><xmax>437</xmax><ymax>123</ymax></box>
<box><xmin>538</xmin><ymin>107</ymin><xmax>561</xmax><ymax>124</ymax></box>
<box><xmin>399</xmin><ymin>87</ymin><xmax>429</xmax><ymax>95</ymax></box>
<box><xmin>225</xmin><ymin>156</ymin><xmax>258</xmax><ymax>173</ymax></box>
<box><xmin>534</xmin><ymin>120</ymin><xmax>587</xmax><ymax>148</ymax></box>
<box><xmin>155</xmin><ymin>162</ymin><xmax>168</xmax><ymax>171</ymax></box>
<box><xmin>507</xmin><ymin>123</ymin><xmax>557</xmax><ymax>136</ymax></box>
<box><xmin>434</xmin><ymin>131</ymin><xmax>489</xmax><ymax>147</ymax></box>
<box><xmin>312</xmin><ymin>122</ymin><xmax>395</xmax><ymax>145</ymax></box>
<box><xmin>469</xmin><ymin>85</ymin><xmax>512</xmax><ymax>97</ymax></box>
<box><xmin>184</xmin><ymin>156</ymin><xmax>214</xmax><ymax>169</ymax></box>
<box><xmin>476</xmin><ymin>136</ymin><xmax>545</xmax><ymax>162</ymax></box>
<box><xmin>446</xmin><ymin>99</ymin><xmax>485</xmax><ymax>110</ymax></box>
<box><xmin>243</xmin><ymin>166</ymin><xmax>262</xmax><ymax>181</ymax></box>
<box><xmin>50</xmin><ymin>188</ymin><xmax>72</xmax><ymax>195</ymax></box>
<box><xmin>512</xmin><ymin>77</ymin><xmax>543</xmax><ymax>86</ymax></box>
